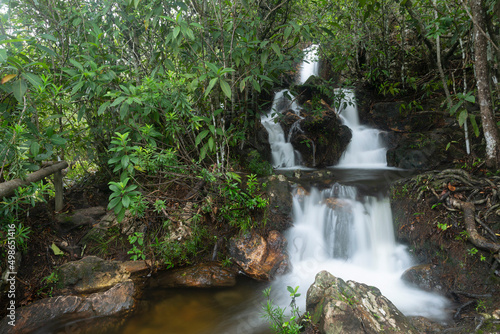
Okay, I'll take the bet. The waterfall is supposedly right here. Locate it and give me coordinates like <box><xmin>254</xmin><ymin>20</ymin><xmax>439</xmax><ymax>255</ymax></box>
<box><xmin>299</xmin><ymin>44</ymin><xmax>319</xmax><ymax>84</ymax></box>
<box><xmin>336</xmin><ymin>89</ymin><xmax>388</xmax><ymax>168</ymax></box>
<box><xmin>260</xmin><ymin>90</ymin><xmax>302</xmax><ymax>168</ymax></box>
<box><xmin>276</xmin><ymin>183</ymin><xmax>449</xmax><ymax>320</ymax></box>
<box><xmin>260</xmin><ymin>45</ymin><xmax>319</xmax><ymax>168</ymax></box>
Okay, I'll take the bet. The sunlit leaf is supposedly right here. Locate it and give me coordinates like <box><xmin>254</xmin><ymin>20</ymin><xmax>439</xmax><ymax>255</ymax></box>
<box><xmin>1</xmin><ymin>74</ymin><xmax>17</xmax><ymax>84</ymax></box>
<box><xmin>50</xmin><ymin>243</ymin><xmax>64</xmax><ymax>256</ymax></box>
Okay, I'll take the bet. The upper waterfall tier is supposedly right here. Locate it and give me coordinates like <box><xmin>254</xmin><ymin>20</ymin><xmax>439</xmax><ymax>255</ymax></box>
<box><xmin>299</xmin><ymin>44</ymin><xmax>320</xmax><ymax>84</ymax></box>
<box><xmin>336</xmin><ymin>89</ymin><xmax>388</xmax><ymax>168</ymax></box>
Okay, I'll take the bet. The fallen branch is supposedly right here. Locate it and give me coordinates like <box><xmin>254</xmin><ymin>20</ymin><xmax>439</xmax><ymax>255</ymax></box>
<box><xmin>0</xmin><ymin>161</ymin><xmax>68</xmax><ymax>198</ymax></box>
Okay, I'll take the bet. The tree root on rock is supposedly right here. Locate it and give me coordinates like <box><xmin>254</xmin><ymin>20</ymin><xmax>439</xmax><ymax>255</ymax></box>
<box><xmin>447</xmin><ymin>198</ymin><xmax>500</xmax><ymax>254</ymax></box>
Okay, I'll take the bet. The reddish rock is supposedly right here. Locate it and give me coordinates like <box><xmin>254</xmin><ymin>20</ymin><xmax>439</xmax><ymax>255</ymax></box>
<box><xmin>0</xmin><ymin>280</ymin><xmax>135</xmax><ymax>334</ymax></box>
<box><xmin>229</xmin><ymin>230</ymin><xmax>289</xmax><ymax>281</ymax></box>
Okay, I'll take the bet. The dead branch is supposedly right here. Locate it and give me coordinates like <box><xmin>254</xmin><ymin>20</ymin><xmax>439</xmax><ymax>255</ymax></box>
<box><xmin>0</xmin><ymin>161</ymin><xmax>68</xmax><ymax>198</ymax></box>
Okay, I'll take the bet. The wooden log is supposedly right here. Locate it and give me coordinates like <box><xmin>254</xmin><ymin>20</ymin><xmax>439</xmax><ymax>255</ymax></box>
<box><xmin>0</xmin><ymin>161</ymin><xmax>68</xmax><ymax>199</ymax></box>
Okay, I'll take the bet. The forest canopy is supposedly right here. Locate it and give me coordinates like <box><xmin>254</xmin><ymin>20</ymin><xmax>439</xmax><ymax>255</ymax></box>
<box><xmin>1</xmin><ymin>0</ymin><xmax>499</xmax><ymax>236</ymax></box>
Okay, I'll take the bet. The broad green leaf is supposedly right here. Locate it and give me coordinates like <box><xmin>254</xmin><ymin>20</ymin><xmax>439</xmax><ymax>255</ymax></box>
<box><xmin>71</xmin><ymin>81</ymin><xmax>84</xmax><ymax>95</ymax></box>
<box><xmin>458</xmin><ymin>109</ymin><xmax>468</xmax><ymax>127</ymax></box>
<box><xmin>122</xmin><ymin>195</ymin><xmax>131</xmax><ymax>208</ymax></box>
<box><xmin>108</xmin><ymin>197</ymin><xmax>121</xmax><ymax>210</ymax></box>
<box><xmin>111</xmin><ymin>96</ymin><xmax>127</xmax><ymax>107</ymax></box>
<box><xmin>0</xmin><ymin>49</ymin><xmax>7</xmax><ymax>63</ymax></box>
<box><xmin>134</xmin><ymin>0</ymin><xmax>140</xmax><ymax>9</ymax></box>
<box><xmin>252</xmin><ymin>79</ymin><xmax>261</xmax><ymax>92</ymax></box>
<box><xmin>195</xmin><ymin>129</ymin><xmax>210</xmax><ymax>145</ymax></box>
<box><xmin>98</xmin><ymin>101</ymin><xmax>111</xmax><ymax>115</ymax></box>
<box><xmin>206</xmin><ymin>62</ymin><xmax>218</xmax><ymax>74</ymax></box>
<box><xmin>0</xmin><ymin>38</ymin><xmax>29</xmax><ymax>44</ymax></box>
<box><xmin>205</xmin><ymin>77</ymin><xmax>218</xmax><ymax>98</ymax></box>
<box><xmin>22</xmin><ymin>73</ymin><xmax>43</xmax><ymax>88</ymax></box>
<box><xmin>220</xmin><ymin>79</ymin><xmax>231</xmax><ymax>99</ymax></box>
<box><xmin>469</xmin><ymin>114</ymin><xmax>480</xmax><ymax>137</ymax></box>
<box><xmin>69</xmin><ymin>59</ymin><xmax>84</xmax><ymax>71</ymax></box>
<box><xmin>240</xmin><ymin>79</ymin><xmax>246</xmax><ymax>92</ymax></box>
<box><xmin>284</xmin><ymin>26</ymin><xmax>292</xmax><ymax>39</ymax></box>
<box><xmin>121</xmin><ymin>155</ymin><xmax>130</xmax><ymax>168</ymax></box>
<box><xmin>120</xmin><ymin>102</ymin><xmax>130</xmax><ymax>119</ymax></box>
<box><xmin>50</xmin><ymin>135</ymin><xmax>67</xmax><ymax>145</ymax></box>
<box><xmin>41</xmin><ymin>34</ymin><xmax>58</xmax><ymax>42</ymax></box>
<box><xmin>30</xmin><ymin>141</ymin><xmax>40</xmax><ymax>157</ymax></box>
<box><xmin>271</xmin><ymin>43</ymin><xmax>280</xmax><ymax>56</ymax></box>
<box><xmin>173</xmin><ymin>26</ymin><xmax>180</xmax><ymax>39</ymax></box>
<box><xmin>208</xmin><ymin>136</ymin><xmax>214</xmax><ymax>151</ymax></box>
<box><xmin>12</xmin><ymin>79</ymin><xmax>27</xmax><ymax>103</ymax></box>
<box><xmin>35</xmin><ymin>44</ymin><xmax>57</xmax><ymax>57</ymax></box>
<box><xmin>464</xmin><ymin>94</ymin><xmax>475</xmax><ymax>103</ymax></box>
<box><xmin>77</xmin><ymin>106</ymin><xmax>85</xmax><ymax>122</ymax></box>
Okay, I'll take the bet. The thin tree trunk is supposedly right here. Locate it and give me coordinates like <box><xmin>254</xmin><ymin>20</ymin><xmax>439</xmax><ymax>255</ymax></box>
<box><xmin>471</xmin><ymin>0</ymin><xmax>500</xmax><ymax>168</ymax></box>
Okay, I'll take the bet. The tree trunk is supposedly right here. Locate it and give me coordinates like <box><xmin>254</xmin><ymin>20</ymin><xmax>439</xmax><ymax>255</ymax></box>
<box><xmin>471</xmin><ymin>0</ymin><xmax>500</xmax><ymax>168</ymax></box>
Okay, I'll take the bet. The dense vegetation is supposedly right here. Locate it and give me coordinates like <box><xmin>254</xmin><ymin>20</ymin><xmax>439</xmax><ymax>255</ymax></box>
<box><xmin>1</xmin><ymin>0</ymin><xmax>499</xmax><ymax>267</ymax></box>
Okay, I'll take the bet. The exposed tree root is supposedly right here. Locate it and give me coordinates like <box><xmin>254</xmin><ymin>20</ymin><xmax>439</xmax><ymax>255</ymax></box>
<box><xmin>447</xmin><ymin>198</ymin><xmax>500</xmax><ymax>253</ymax></box>
<box><xmin>394</xmin><ymin>168</ymin><xmax>500</xmax><ymax>273</ymax></box>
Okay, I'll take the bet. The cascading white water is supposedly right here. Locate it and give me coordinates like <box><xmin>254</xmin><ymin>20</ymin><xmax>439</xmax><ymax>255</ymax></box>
<box><xmin>336</xmin><ymin>89</ymin><xmax>388</xmax><ymax>168</ymax></box>
<box><xmin>260</xmin><ymin>45</ymin><xmax>320</xmax><ymax>168</ymax></box>
<box><xmin>299</xmin><ymin>44</ymin><xmax>319</xmax><ymax>84</ymax></box>
<box><xmin>260</xmin><ymin>90</ymin><xmax>302</xmax><ymax>168</ymax></box>
<box><xmin>276</xmin><ymin>183</ymin><xmax>449</xmax><ymax>320</ymax></box>
<box><xmin>263</xmin><ymin>45</ymin><xmax>448</xmax><ymax>322</ymax></box>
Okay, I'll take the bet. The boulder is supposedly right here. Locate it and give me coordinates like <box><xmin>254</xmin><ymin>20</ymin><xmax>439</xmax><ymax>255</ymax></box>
<box><xmin>56</xmin><ymin>256</ymin><xmax>130</xmax><ymax>293</ymax></box>
<box><xmin>401</xmin><ymin>264</ymin><xmax>446</xmax><ymax>293</ymax></box>
<box><xmin>283</xmin><ymin>104</ymin><xmax>351</xmax><ymax>168</ymax></box>
<box><xmin>229</xmin><ymin>230</ymin><xmax>289</xmax><ymax>281</ymax></box>
<box><xmin>150</xmin><ymin>263</ymin><xmax>236</xmax><ymax>288</ymax></box>
<box><xmin>0</xmin><ymin>280</ymin><xmax>135</xmax><ymax>334</ymax></box>
<box><xmin>307</xmin><ymin>271</ymin><xmax>418</xmax><ymax>334</ymax></box>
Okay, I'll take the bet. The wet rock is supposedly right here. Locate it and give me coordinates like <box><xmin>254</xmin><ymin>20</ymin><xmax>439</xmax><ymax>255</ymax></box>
<box><xmin>408</xmin><ymin>316</ymin><xmax>445</xmax><ymax>333</ymax></box>
<box><xmin>307</xmin><ymin>271</ymin><xmax>418</xmax><ymax>334</ymax></box>
<box><xmin>0</xmin><ymin>280</ymin><xmax>135</xmax><ymax>334</ymax></box>
<box><xmin>287</xmin><ymin>106</ymin><xmax>352</xmax><ymax>168</ymax></box>
<box><xmin>150</xmin><ymin>263</ymin><xmax>236</xmax><ymax>288</ymax></box>
<box><xmin>387</xmin><ymin>128</ymin><xmax>463</xmax><ymax>170</ymax></box>
<box><xmin>56</xmin><ymin>256</ymin><xmax>130</xmax><ymax>293</ymax></box>
<box><xmin>229</xmin><ymin>230</ymin><xmax>289</xmax><ymax>281</ymax></box>
<box><xmin>322</xmin><ymin>198</ymin><xmax>352</xmax><ymax>212</ymax></box>
<box><xmin>266</xmin><ymin>175</ymin><xmax>293</xmax><ymax>229</ymax></box>
<box><xmin>401</xmin><ymin>264</ymin><xmax>446</xmax><ymax>293</ymax></box>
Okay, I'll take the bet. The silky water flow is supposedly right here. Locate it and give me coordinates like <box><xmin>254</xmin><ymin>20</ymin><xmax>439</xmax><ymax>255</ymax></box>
<box><xmin>269</xmin><ymin>45</ymin><xmax>449</xmax><ymax>322</ymax></box>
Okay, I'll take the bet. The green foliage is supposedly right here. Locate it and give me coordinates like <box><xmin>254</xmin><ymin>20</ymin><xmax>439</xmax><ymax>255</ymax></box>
<box><xmin>246</xmin><ymin>151</ymin><xmax>273</xmax><ymax>176</ymax></box>
<box><xmin>262</xmin><ymin>286</ymin><xmax>310</xmax><ymax>334</ymax></box>
<box><xmin>217</xmin><ymin>173</ymin><xmax>269</xmax><ymax>231</ymax></box>
<box><xmin>107</xmin><ymin>176</ymin><xmax>141</xmax><ymax>222</ymax></box>
<box><xmin>127</xmin><ymin>232</ymin><xmax>146</xmax><ymax>261</ymax></box>
<box><xmin>0</xmin><ymin>181</ymin><xmax>51</xmax><ymax>253</ymax></box>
